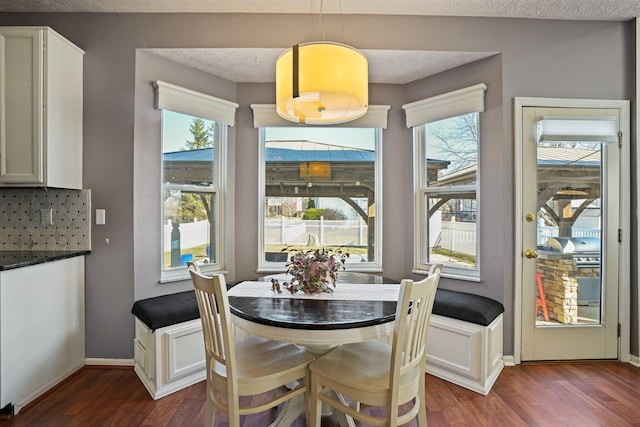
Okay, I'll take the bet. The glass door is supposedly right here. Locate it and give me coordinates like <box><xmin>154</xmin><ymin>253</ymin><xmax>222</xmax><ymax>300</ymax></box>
<box><xmin>521</xmin><ymin>107</ymin><xmax>619</xmax><ymax>361</ymax></box>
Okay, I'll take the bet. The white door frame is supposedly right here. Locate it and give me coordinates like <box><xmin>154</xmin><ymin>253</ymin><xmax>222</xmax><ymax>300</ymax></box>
<box><xmin>513</xmin><ymin>97</ymin><xmax>630</xmax><ymax>365</ymax></box>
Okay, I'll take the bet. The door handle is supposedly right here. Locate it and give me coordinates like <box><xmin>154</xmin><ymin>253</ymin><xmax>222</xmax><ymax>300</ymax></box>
<box><xmin>524</xmin><ymin>249</ymin><xmax>538</xmax><ymax>259</ymax></box>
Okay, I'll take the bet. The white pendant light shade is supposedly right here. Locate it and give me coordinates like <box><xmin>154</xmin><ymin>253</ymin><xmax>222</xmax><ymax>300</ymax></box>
<box><xmin>276</xmin><ymin>42</ymin><xmax>368</xmax><ymax>125</ymax></box>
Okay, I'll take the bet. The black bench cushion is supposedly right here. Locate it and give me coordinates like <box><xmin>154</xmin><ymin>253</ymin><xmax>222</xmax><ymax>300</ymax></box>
<box><xmin>131</xmin><ymin>287</ymin><xmax>505</xmax><ymax>331</ymax></box>
<box><xmin>433</xmin><ymin>288</ymin><xmax>504</xmax><ymax>327</ymax></box>
<box><xmin>131</xmin><ymin>290</ymin><xmax>200</xmax><ymax>331</ymax></box>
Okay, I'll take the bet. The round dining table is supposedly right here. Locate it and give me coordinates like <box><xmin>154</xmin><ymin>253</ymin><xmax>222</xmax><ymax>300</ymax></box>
<box><xmin>228</xmin><ymin>272</ymin><xmax>400</xmax><ymax>350</ymax></box>
<box><xmin>226</xmin><ymin>272</ymin><xmax>401</xmax><ymax>427</ymax></box>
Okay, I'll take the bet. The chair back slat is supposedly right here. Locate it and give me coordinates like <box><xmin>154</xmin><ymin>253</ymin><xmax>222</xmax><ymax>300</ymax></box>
<box><xmin>189</xmin><ymin>268</ymin><xmax>237</xmax><ymax>383</ymax></box>
<box><xmin>389</xmin><ymin>271</ymin><xmax>440</xmax><ymax>403</ymax></box>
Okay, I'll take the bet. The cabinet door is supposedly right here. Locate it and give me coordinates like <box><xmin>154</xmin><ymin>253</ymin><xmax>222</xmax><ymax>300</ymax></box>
<box><xmin>0</xmin><ymin>256</ymin><xmax>85</xmax><ymax>412</ymax></box>
<box><xmin>0</xmin><ymin>28</ymin><xmax>44</xmax><ymax>184</ymax></box>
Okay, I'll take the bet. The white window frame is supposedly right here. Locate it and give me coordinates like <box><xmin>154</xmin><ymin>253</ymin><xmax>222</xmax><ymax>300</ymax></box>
<box><xmin>251</xmin><ymin>104</ymin><xmax>390</xmax><ymax>273</ymax></box>
<box><xmin>403</xmin><ymin>83</ymin><xmax>486</xmax><ymax>281</ymax></box>
<box><xmin>155</xmin><ymin>81</ymin><xmax>238</xmax><ymax>282</ymax></box>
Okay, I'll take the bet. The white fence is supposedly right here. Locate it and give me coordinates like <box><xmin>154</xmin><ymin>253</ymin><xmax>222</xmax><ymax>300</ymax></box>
<box><xmin>537</xmin><ymin>226</ymin><xmax>601</xmax><ymax>245</ymax></box>
<box><xmin>264</xmin><ymin>217</ymin><xmax>368</xmax><ymax>246</ymax></box>
<box><xmin>163</xmin><ymin>220</ymin><xmax>209</xmax><ymax>250</ymax></box>
<box><xmin>435</xmin><ymin>221</ymin><xmax>477</xmax><ymax>256</ymax></box>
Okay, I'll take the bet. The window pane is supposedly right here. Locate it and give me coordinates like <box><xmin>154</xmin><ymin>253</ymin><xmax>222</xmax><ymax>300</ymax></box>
<box><xmin>425</xmin><ymin>193</ymin><xmax>477</xmax><ymax>270</ymax></box>
<box><xmin>263</xmin><ymin>127</ymin><xmax>378</xmax><ymax>266</ymax></box>
<box><xmin>163</xmin><ymin>190</ymin><xmax>217</xmax><ymax>269</ymax></box>
<box><xmin>162</xmin><ymin>110</ymin><xmax>220</xmax><ymax>272</ymax></box>
<box><xmin>162</xmin><ymin>110</ymin><xmax>219</xmax><ymax>187</ymax></box>
<box><xmin>424</xmin><ymin>113</ymin><xmax>478</xmax><ymax>187</ymax></box>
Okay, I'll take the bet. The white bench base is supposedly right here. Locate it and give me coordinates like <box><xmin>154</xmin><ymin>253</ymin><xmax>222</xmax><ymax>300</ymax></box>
<box><xmin>133</xmin><ymin>312</ymin><xmax>504</xmax><ymax>399</ymax></box>
<box><xmin>133</xmin><ymin>318</ymin><xmax>206</xmax><ymax>400</ymax></box>
<box><xmin>426</xmin><ymin>313</ymin><xmax>504</xmax><ymax>395</ymax></box>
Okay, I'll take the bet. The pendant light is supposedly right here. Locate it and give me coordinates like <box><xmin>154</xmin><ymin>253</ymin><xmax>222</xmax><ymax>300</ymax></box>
<box><xmin>275</xmin><ymin>2</ymin><xmax>368</xmax><ymax>125</ymax></box>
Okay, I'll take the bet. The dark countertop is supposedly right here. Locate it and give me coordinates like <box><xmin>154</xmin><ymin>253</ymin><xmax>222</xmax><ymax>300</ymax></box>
<box><xmin>0</xmin><ymin>250</ymin><xmax>90</xmax><ymax>271</ymax></box>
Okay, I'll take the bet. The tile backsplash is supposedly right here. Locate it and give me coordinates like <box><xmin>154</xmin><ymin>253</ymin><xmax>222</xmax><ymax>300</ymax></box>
<box><xmin>0</xmin><ymin>188</ymin><xmax>91</xmax><ymax>251</ymax></box>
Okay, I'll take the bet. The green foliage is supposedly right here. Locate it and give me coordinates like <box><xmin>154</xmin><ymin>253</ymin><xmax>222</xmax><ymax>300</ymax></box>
<box><xmin>165</xmin><ymin>193</ymin><xmax>208</xmax><ymax>223</ymax></box>
<box><xmin>303</xmin><ymin>208</ymin><xmax>324</xmax><ymax>220</ymax></box>
<box><xmin>270</xmin><ymin>248</ymin><xmax>349</xmax><ymax>295</ymax></box>
<box><xmin>320</xmin><ymin>208</ymin><xmax>347</xmax><ymax>220</ymax></box>
<box><xmin>307</xmin><ymin>199</ymin><xmax>316</xmax><ymax>209</ymax></box>
<box><xmin>179</xmin><ymin>194</ymin><xmax>208</xmax><ymax>222</ymax></box>
<box><xmin>170</xmin><ymin>118</ymin><xmax>217</xmax><ymax>222</ymax></box>
<box><xmin>184</xmin><ymin>118</ymin><xmax>215</xmax><ymax>150</ymax></box>
<box><xmin>302</xmin><ymin>207</ymin><xmax>346</xmax><ymax>220</ymax></box>
<box><xmin>431</xmin><ymin>247</ymin><xmax>476</xmax><ymax>266</ymax></box>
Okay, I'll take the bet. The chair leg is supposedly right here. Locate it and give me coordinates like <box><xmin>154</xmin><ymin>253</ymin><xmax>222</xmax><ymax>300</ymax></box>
<box><xmin>204</xmin><ymin>398</ymin><xmax>215</xmax><ymax>427</ymax></box>
<box><xmin>417</xmin><ymin>374</ymin><xmax>428</xmax><ymax>427</ymax></box>
<box><xmin>228</xmin><ymin>402</ymin><xmax>241</xmax><ymax>427</ymax></box>
<box><xmin>309</xmin><ymin>372</ymin><xmax>322</xmax><ymax>427</ymax></box>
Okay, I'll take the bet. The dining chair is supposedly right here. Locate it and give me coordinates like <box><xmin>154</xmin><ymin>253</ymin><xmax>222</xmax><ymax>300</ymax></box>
<box><xmin>428</xmin><ymin>262</ymin><xmax>443</xmax><ymax>276</ymax></box>
<box><xmin>308</xmin><ymin>270</ymin><xmax>441</xmax><ymax>426</ymax></box>
<box><xmin>186</xmin><ymin>261</ymin><xmax>200</xmax><ymax>273</ymax></box>
<box><xmin>188</xmin><ymin>267</ymin><xmax>315</xmax><ymax>427</ymax></box>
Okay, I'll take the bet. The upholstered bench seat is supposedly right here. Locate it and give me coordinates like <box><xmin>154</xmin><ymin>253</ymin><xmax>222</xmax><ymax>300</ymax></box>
<box><xmin>131</xmin><ymin>291</ymin><xmax>206</xmax><ymax>400</ymax></box>
<box><xmin>433</xmin><ymin>289</ymin><xmax>504</xmax><ymax>326</ymax></box>
<box><xmin>132</xmin><ymin>291</ymin><xmax>198</xmax><ymax>331</ymax></box>
<box><xmin>426</xmin><ymin>289</ymin><xmax>505</xmax><ymax>395</ymax></box>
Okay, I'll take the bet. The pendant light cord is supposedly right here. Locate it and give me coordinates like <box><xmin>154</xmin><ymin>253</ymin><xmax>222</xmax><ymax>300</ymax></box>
<box><xmin>319</xmin><ymin>0</ymin><xmax>325</xmax><ymax>41</ymax></box>
<box><xmin>308</xmin><ymin>0</ymin><xmax>345</xmax><ymax>43</ymax></box>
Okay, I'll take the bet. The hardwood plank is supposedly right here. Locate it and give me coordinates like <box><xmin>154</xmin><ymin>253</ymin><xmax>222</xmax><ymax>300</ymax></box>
<box><xmin>1</xmin><ymin>362</ymin><xmax>640</xmax><ymax>426</ymax></box>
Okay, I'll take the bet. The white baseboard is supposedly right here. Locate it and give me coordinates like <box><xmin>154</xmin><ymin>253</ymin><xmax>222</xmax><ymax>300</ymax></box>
<box><xmin>503</xmin><ymin>355</ymin><xmax>517</xmax><ymax>366</ymax></box>
<box><xmin>629</xmin><ymin>355</ymin><xmax>640</xmax><ymax>368</ymax></box>
<box><xmin>85</xmin><ymin>358</ymin><xmax>135</xmax><ymax>367</ymax></box>
<box><xmin>14</xmin><ymin>360</ymin><xmax>85</xmax><ymax>415</ymax></box>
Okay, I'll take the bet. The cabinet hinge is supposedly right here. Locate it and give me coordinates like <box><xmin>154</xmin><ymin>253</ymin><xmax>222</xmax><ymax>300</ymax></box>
<box><xmin>618</xmin><ymin>229</ymin><xmax>622</xmax><ymax>243</ymax></box>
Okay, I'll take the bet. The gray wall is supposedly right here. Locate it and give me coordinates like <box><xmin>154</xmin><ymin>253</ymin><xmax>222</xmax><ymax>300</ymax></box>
<box><xmin>0</xmin><ymin>13</ymin><xmax>633</xmax><ymax>359</ymax></box>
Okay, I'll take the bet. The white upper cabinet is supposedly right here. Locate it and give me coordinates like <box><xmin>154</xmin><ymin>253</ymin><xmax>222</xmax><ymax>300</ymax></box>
<box><xmin>0</xmin><ymin>27</ymin><xmax>84</xmax><ymax>189</ymax></box>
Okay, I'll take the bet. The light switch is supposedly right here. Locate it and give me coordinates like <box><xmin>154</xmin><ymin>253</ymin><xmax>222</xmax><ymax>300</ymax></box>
<box><xmin>96</xmin><ymin>209</ymin><xmax>106</xmax><ymax>225</ymax></box>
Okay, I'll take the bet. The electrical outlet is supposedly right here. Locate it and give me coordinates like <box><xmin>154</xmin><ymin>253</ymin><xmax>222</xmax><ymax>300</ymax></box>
<box><xmin>40</xmin><ymin>208</ymin><xmax>53</xmax><ymax>226</ymax></box>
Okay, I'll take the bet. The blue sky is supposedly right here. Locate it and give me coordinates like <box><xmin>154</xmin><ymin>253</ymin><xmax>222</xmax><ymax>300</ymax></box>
<box><xmin>265</xmin><ymin>127</ymin><xmax>375</xmax><ymax>150</ymax></box>
<box><xmin>162</xmin><ymin>110</ymin><xmax>215</xmax><ymax>152</ymax></box>
<box><xmin>162</xmin><ymin>109</ymin><xmax>376</xmax><ymax>152</ymax></box>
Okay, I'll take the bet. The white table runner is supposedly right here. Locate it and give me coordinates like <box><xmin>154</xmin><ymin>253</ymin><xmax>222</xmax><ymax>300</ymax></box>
<box><xmin>228</xmin><ymin>281</ymin><xmax>401</xmax><ymax>302</ymax></box>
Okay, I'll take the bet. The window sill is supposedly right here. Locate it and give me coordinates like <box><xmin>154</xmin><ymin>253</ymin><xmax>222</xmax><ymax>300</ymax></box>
<box><xmin>412</xmin><ymin>269</ymin><xmax>481</xmax><ymax>283</ymax></box>
<box><xmin>160</xmin><ymin>269</ymin><xmax>228</xmax><ymax>284</ymax></box>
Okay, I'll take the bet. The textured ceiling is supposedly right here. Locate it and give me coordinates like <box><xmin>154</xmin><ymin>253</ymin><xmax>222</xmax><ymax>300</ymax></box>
<box><xmin>0</xmin><ymin>0</ymin><xmax>638</xmax><ymax>20</ymax></box>
<box><xmin>2</xmin><ymin>0</ymin><xmax>635</xmax><ymax>84</ymax></box>
<box><xmin>144</xmin><ymin>48</ymin><xmax>498</xmax><ymax>84</ymax></box>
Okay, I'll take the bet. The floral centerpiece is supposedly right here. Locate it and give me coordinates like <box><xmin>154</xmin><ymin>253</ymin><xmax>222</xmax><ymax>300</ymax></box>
<box><xmin>271</xmin><ymin>248</ymin><xmax>348</xmax><ymax>295</ymax></box>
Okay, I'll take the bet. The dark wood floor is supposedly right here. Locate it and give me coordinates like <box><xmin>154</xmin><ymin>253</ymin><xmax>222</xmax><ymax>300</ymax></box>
<box><xmin>2</xmin><ymin>361</ymin><xmax>640</xmax><ymax>426</ymax></box>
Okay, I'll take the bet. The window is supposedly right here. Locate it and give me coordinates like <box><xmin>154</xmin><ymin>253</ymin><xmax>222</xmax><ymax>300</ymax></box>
<box><xmin>403</xmin><ymin>84</ymin><xmax>486</xmax><ymax>279</ymax></box>
<box><xmin>252</xmin><ymin>105</ymin><xmax>389</xmax><ymax>272</ymax></box>
<box><xmin>155</xmin><ymin>81</ymin><xmax>238</xmax><ymax>281</ymax></box>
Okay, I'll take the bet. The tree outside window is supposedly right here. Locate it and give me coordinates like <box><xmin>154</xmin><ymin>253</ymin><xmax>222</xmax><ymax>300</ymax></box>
<box><xmin>162</xmin><ymin>111</ymin><xmax>221</xmax><ymax>271</ymax></box>
<box><xmin>421</xmin><ymin>112</ymin><xmax>479</xmax><ymax>273</ymax></box>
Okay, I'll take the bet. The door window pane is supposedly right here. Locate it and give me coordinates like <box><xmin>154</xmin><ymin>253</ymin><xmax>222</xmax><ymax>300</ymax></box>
<box><xmin>535</xmin><ymin>142</ymin><xmax>602</xmax><ymax>325</ymax></box>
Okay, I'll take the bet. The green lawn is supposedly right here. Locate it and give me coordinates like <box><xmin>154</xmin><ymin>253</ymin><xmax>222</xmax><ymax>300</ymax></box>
<box><xmin>431</xmin><ymin>247</ymin><xmax>476</xmax><ymax>266</ymax></box>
